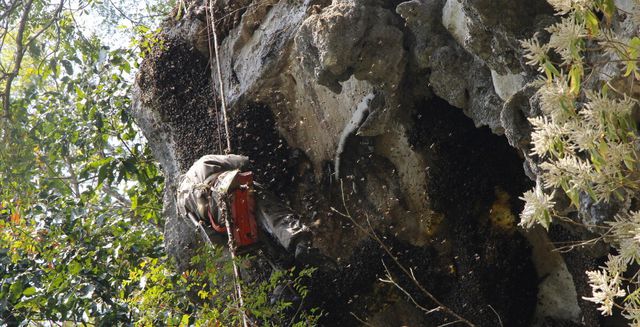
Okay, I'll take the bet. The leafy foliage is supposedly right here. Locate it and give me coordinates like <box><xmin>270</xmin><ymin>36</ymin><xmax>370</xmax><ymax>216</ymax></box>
<box><xmin>124</xmin><ymin>247</ymin><xmax>321</xmax><ymax>326</ymax></box>
<box><xmin>519</xmin><ymin>0</ymin><xmax>640</xmax><ymax>322</ymax></box>
<box><xmin>0</xmin><ymin>0</ymin><xmax>168</xmax><ymax>324</ymax></box>
<box><xmin>0</xmin><ymin>1</ymin><xmax>321</xmax><ymax>325</ymax></box>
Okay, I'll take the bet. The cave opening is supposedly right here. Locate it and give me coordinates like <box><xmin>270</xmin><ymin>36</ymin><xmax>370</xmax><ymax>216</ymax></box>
<box><xmin>409</xmin><ymin>95</ymin><xmax>531</xmax><ymax>217</ymax></box>
<box><xmin>407</xmin><ymin>95</ymin><xmax>539</xmax><ymax>326</ymax></box>
<box><xmin>282</xmin><ymin>94</ymin><xmax>542</xmax><ymax>326</ymax></box>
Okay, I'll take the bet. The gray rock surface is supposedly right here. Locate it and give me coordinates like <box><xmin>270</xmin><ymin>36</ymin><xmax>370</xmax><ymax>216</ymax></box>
<box><xmin>130</xmin><ymin>0</ymin><xmax>614</xmax><ymax>325</ymax></box>
<box><xmin>295</xmin><ymin>0</ymin><xmax>406</xmax><ymax>92</ymax></box>
<box><xmin>525</xmin><ymin>227</ymin><xmax>582</xmax><ymax>326</ymax></box>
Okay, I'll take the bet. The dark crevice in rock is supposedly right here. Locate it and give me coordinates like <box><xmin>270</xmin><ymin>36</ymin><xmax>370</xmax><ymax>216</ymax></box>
<box><xmin>410</xmin><ymin>96</ymin><xmax>530</xmax><ymax>215</ymax></box>
<box><xmin>409</xmin><ymin>96</ymin><xmax>538</xmax><ymax>326</ymax></box>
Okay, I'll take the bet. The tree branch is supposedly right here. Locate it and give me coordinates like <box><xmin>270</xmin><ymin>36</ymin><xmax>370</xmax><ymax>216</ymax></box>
<box><xmin>106</xmin><ymin>0</ymin><xmax>142</xmax><ymax>26</ymax></box>
<box><xmin>2</xmin><ymin>0</ymin><xmax>64</xmax><ymax>124</ymax></box>
<box><xmin>2</xmin><ymin>0</ymin><xmax>33</xmax><ymax>122</ymax></box>
<box><xmin>0</xmin><ymin>0</ymin><xmax>20</xmax><ymax>22</ymax></box>
<box><xmin>379</xmin><ymin>259</ymin><xmax>441</xmax><ymax>315</ymax></box>
<box><xmin>64</xmin><ymin>155</ymin><xmax>80</xmax><ymax>197</ymax></box>
<box><xmin>102</xmin><ymin>185</ymin><xmax>132</xmax><ymax>207</ymax></box>
<box><xmin>23</xmin><ymin>0</ymin><xmax>65</xmax><ymax>53</ymax></box>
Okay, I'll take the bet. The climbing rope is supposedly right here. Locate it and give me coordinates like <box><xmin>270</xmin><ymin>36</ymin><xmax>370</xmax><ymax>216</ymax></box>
<box><xmin>206</xmin><ymin>0</ymin><xmax>232</xmax><ymax>154</ymax></box>
<box><xmin>205</xmin><ymin>4</ymin><xmax>224</xmax><ymax>154</ymax></box>
<box><xmin>205</xmin><ymin>2</ymin><xmax>249</xmax><ymax>326</ymax></box>
<box><xmin>218</xmin><ymin>196</ymin><xmax>249</xmax><ymax>326</ymax></box>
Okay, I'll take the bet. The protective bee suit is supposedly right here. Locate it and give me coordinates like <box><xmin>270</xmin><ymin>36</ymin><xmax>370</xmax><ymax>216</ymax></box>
<box><xmin>176</xmin><ymin>154</ymin><xmax>315</xmax><ymax>261</ymax></box>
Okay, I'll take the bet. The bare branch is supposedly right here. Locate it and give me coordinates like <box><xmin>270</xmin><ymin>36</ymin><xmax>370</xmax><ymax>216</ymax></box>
<box><xmin>437</xmin><ymin>320</ymin><xmax>466</xmax><ymax>327</ymax></box>
<box><xmin>379</xmin><ymin>259</ymin><xmax>440</xmax><ymax>314</ymax></box>
<box><xmin>106</xmin><ymin>0</ymin><xmax>142</xmax><ymax>26</ymax></box>
<box><xmin>487</xmin><ymin>305</ymin><xmax>503</xmax><ymax>327</ymax></box>
<box><xmin>349</xmin><ymin>312</ymin><xmax>376</xmax><ymax>327</ymax></box>
<box><xmin>333</xmin><ymin>180</ymin><xmax>477</xmax><ymax>327</ymax></box>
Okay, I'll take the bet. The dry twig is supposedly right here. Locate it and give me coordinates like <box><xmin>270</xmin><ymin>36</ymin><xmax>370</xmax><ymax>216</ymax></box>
<box><xmin>331</xmin><ymin>180</ymin><xmax>476</xmax><ymax>327</ymax></box>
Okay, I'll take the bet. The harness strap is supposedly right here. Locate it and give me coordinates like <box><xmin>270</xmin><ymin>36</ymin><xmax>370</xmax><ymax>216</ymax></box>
<box><xmin>203</xmin><ymin>172</ymin><xmax>219</xmax><ymax>186</ymax></box>
<box><xmin>207</xmin><ymin>203</ymin><xmax>227</xmax><ymax>233</ymax></box>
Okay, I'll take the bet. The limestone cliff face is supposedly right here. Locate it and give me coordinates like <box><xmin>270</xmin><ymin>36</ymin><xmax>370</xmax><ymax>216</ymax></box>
<box><xmin>131</xmin><ymin>0</ymin><xmax>613</xmax><ymax>325</ymax></box>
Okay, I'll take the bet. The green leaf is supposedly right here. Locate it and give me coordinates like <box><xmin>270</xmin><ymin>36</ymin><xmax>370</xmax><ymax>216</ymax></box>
<box><xmin>624</xmin><ymin>37</ymin><xmax>640</xmax><ymax>77</ymax></box>
<box><xmin>131</xmin><ymin>194</ymin><xmax>138</xmax><ymax>211</ymax></box>
<box><xmin>586</xmin><ymin>186</ymin><xmax>597</xmax><ymax>201</ymax></box>
<box><xmin>28</xmin><ymin>42</ymin><xmax>42</xmax><ymax>59</ymax></box>
<box><xmin>602</xmin><ymin>0</ymin><xmax>616</xmax><ymax>22</ymax></box>
<box><xmin>569</xmin><ymin>65</ymin><xmax>582</xmax><ymax>95</ymax></box>
<box><xmin>543</xmin><ymin>62</ymin><xmax>560</xmax><ymax>80</ymax></box>
<box><xmin>566</xmin><ymin>188</ymin><xmax>580</xmax><ymax>208</ymax></box>
<box><xmin>97</xmin><ymin>163</ymin><xmax>111</xmax><ymax>186</ymax></box>
<box><xmin>122</xmin><ymin>60</ymin><xmax>131</xmax><ymax>74</ymax></box>
<box><xmin>49</xmin><ymin>58</ymin><xmax>59</xmax><ymax>76</ymax></box>
<box><xmin>9</xmin><ymin>281</ymin><xmax>24</xmax><ymax>302</ymax></box>
<box><xmin>75</xmin><ymin>85</ymin><xmax>86</xmax><ymax>100</ymax></box>
<box><xmin>585</xmin><ymin>10</ymin><xmax>600</xmax><ymax>35</ymax></box>
<box><xmin>180</xmin><ymin>314</ymin><xmax>190</xmax><ymax>326</ymax></box>
<box><xmin>50</xmin><ymin>275</ymin><xmax>65</xmax><ymax>289</ymax></box>
<box><xmin>624</xmin><ymin>154</ymin><xmax>636</xmax><ymax>170</ymax></box>
<box><xmin>69</xmin><ymin>260</ymin><xmax>82</xmax><ymax>275</ymax></box>
<box><xmin>61</xmin><ymin>60</ymin><xmax>74</xmax><ymax>75</ymax></box>
<box><xmin>613</xmin><ymin>189</ymin><xmax>625</xmax><ymax>201</ymax></box>
<box><xmin>602</xmin><ymin>82</ymin><xmax>610</xmax><ymax>97</ymax></box>
<box><xmin>87</xmin><ymin>157</ymin><xmax>114</xmax><ymax>169</ymax></box>
<box><xmin>22</xmin><ymin>286</ymin><xmax>37</xmax><ymax>297</ymax></box>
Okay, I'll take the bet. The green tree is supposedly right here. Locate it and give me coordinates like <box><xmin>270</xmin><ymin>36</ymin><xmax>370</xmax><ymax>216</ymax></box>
<box><xmin>0</xmin><ymin>0</ymin><xmax>168</xmax><ymax>324</ymax></box>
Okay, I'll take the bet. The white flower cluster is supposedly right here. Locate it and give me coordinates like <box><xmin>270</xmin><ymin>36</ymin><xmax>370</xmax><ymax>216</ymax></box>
<box><xmin>583</xmin><ymin>268</ymin><xmax>626</xmax><ymax>315</ymax></box>
<box><xmin>608</xmin><ymin>212</ymin><xmax>640</xmax><ymax>266</ymax></box>
<box><xmin>520</xmin><ymin>35</ymin><xmax>549</xmax><ymax>72</ymax></box>
<box><xmin>519</xmin><ymin>182</ymin><xmax>555</xmax><ymax>229</ymax></box>
<box><xmin>546</xmin><ymin>16</ymin><xmax>587</xmax><ymax>66</ymax></box>
<box><xmin>521</xmin><ymin>0</ymin><xmax>640</xmax><ymax>216</ymax></box>
<box><xmin>537</xmin><ymin>77</ymin><xmax>576</xmax><ymax>122</ymax></box>
<box><xmin>529</xmin><ymin>89</ymin><xmax>637</xmax><ymax>204</ymax></box>
<box><xmin>547</xmin><ymin>0</ymin><xmax>593</xmax><ymax>15</ymax></box>
<box><xmin>584</xmin><ymin>213</ymin><xmax>640</xmax><ymax>322</ymax></box>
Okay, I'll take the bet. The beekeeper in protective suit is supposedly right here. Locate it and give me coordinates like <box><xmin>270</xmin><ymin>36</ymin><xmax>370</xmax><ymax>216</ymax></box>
<box><xmin>176</xmin><ymin>154</ymin><xmax>322</xmax><ymax>266</ymax></box>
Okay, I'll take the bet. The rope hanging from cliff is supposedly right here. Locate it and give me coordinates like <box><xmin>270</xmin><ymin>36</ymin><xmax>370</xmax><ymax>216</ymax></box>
<box><xmin>205</xmin><ymin>3</ymin><xmax>249</xmax><ymax>327</ymax></box>
<box><xmin>204</xmin><ymin>3</ymin><xmax>223</xmax><ymax>154</ymax></box>
<box><xmin>206</xmin><ymin>0</ymin><xmax>232</xmax><ymax>154</ymax></box>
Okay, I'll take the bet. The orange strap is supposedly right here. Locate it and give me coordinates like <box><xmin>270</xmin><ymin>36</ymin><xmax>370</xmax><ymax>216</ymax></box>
<box><xmin>207</xmin><ymin>204</ymin><xmax>227</xmax><ymax>233</ymax></box>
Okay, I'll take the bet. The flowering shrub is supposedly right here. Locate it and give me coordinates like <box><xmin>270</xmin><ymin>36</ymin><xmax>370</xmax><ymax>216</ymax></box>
<box><xmin>519</xmin><ymin>0</ymin><xmax>640</xmax><ymax>322</ymax></box>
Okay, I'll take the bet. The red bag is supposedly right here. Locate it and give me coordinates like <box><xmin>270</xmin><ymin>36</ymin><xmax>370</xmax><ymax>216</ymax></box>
<box><xmin>229</xmin><ymin>172</ymin><xmax>259</xmax><ymax>247</ymax></box>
